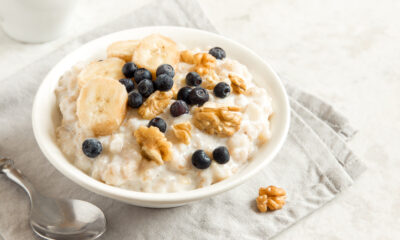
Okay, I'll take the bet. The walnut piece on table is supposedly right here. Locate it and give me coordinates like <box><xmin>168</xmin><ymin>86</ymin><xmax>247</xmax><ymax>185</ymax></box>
<box><xmin>259</xmin><ymin>185</ymin><xmax>286</xmax><ymax>196</ymax></box>
<box><xmin>172</xmin><ymin>122</ymin><xmax>192</xmax><ymax>144</ymax></box>
<box><xmin>134</xmin><ymin>126</ymin><xmax>172</xmax><ymax>165</ymax></box>
<box><xmin>138</xmin><ymin>90</ymin><xmax>173</xmax><ymax>119</ymax></box>
<box><xmin>192</xmin><ymin>106</ymin><xmax>242</xmax><ymax>138</ymax></box>
<box><xmin>267</xmin><ymin>197</ymin><xmax>286</xmax><ymax>211</ymax></box>
<box><xmin>256</xmin><ymin>195</ymin><xmax>269</xmax><ymax>213</ymax></box>
<box><xmin>256</xmin><ymin>185</ymin><xmax>286</xmax><ymax>213</ymax></box>
<box><xmin>229</xmin><ymin>74</ymin><xmax>247</xmax><ymax>94</ymax></box>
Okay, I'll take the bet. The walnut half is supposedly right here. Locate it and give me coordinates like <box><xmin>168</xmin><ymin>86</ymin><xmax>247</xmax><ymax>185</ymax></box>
<box><xmin>172</xmin><ymin>122</ymin><xmax>192</xmax><ymax>144</ymax></box>
<box><xmin>192</xmin><ymin>106</ymin><xmax>242</xmax><ymax>137</ymax></box>
<box><xmin>193</xmin><ymin>53</ymin><xmax>216</xmax><ymax>76</ymax></box>
<box><xmin>134</xmin><ymin>126</ymin><xmax>172</xmax><ymax>165</ymax></box>
<box><xmin>256</xmin><ymin>185</ymin><xmax>286</xmax><ymax>212</ymax></box>
<box><xmin>229</xmin><ymin>74</ymin><xmax>247</xmax><ymax>94</ymax></box>
<box><xmin>138</xmin><ymin>90</ymin><xmax>173</xmax><ymax>119</ymax></box>
<box><xmin>180</xmin><ymin>50</ymin><xmax>220</xmax><ymax>89</ymax></box>
<box><xmin>180</xmin><ymin>51</ymin><xmax>217</xmax><ymax>76</ymax></box>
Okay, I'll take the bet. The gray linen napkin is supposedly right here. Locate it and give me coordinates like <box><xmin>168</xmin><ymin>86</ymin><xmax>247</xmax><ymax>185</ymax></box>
<box><xmin>0</xmin><ymin>0</ymin><xmax>366</xmax><ymax>239</ymax></box>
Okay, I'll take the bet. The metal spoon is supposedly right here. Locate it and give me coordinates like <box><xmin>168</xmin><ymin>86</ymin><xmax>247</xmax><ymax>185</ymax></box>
<box><xmin>0</xmin><ymin>157</ymin><xmax>106</xmax><ymax>240</ymax></box>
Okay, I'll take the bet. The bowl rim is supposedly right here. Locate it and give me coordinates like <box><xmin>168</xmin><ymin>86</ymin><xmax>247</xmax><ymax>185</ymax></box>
<box><xmin>32</xmin><ymin>26</ymin><xmax>290</xmax><ymax>203</ymax></box>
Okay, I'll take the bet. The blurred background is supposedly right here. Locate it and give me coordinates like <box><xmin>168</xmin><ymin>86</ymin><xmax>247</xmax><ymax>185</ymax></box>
<box><xmin>0</xmin><ymin>0</ymin><xmax>399</xmax><ymax>239</ymax></box>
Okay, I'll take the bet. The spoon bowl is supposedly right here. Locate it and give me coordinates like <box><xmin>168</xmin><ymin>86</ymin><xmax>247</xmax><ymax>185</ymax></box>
<box><xmin>31</xmin><ymin>198</ymin><xmax>106</xmax><ymax>240</ymax></box>
<box><xmin>0</xmin><ymin>157</ymin><xmax>106</xmax><ymax>240</ymax></box>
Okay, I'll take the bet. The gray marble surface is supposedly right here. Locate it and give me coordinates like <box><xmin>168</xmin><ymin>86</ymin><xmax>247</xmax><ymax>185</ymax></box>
<box><xmin>0</xmin><ymin>0</ymin><xmax>399</xmax><ymax>239</ymax></box>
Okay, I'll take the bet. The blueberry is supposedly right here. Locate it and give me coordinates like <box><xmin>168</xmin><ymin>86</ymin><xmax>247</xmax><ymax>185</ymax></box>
<box><xmin>148</xmin><ymin>117</ymin><xmax>167</xmax><ymax>133</ymax></box>
<box><xmin>213</xmin><ymin>82</ymin><xmax>231</xmax><ymax>98</ymax></box>
<box><xmin>134</xmin><ymin>68</ymin><xmax>152</xmax><ymax>84</ymax></box>
<box><xmin>209</xmin><ymin>47</ymin><xmax>226</xmax><ymax>60</ymax></box>
<box><xmin>192</xmin><ymin>150</ymin><xmax>211</xmax><ymax>169</ymax></box>
<box><xmin>127</xmin><ymin>91</ymin><xmax>143</xmax><ymax>108</ymax></box>
<box><xmin>82</xmin><ymin>138</ymin><xmax>102</xmax><ymax>158</ymax></box>
<box><xmin>156</xmin><ymin>64</ymin><xmax>175</xmax><ymax>78</ymax></box>
<box><xmin>188</xmin><ymin>87</ymin><xmax>209</xmax><ymax>106</ymax></box>
<box><xmin>185</xmin><ymin>72</ymin><xmax>202</xmax><ymax>86</ymax></box>
<box><xmin>212</xmin><ymin>146</ymin><xmax>230</xmax><ymax>164</ymax></box>
<box><xmin>137</xmin><ymin>79</ymin><xmax>154</xmax><ymax>98</ymax></box>
<box><xmin>154</xmin><ymin>74</ymin><xmax>174</xmax><ymax>91</ymax></box>
<box><xmin>177</xmin><ymin>86</ymin><xmax>192</xmax><ymax>104</ymax></box>
<box><xmin>122</xmin><ymin>62</ymin><xmax>138</xmax><ymax>78</ymax></box>
<box><xmin>170</xmin><ymin>100</ymin><xmax>189</xmax><ymax>117</ymax></box>
<box><xmin>119</xmin><ymin>78</ymin><xmax>135</xmax><ymax>92</ymax></box>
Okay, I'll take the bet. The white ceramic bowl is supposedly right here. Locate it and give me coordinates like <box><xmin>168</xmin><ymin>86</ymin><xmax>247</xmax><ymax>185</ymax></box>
<box><xmin>32</xmin><ymin>26</ymin><xmax>290</xmax><ymax>208</ymax></box>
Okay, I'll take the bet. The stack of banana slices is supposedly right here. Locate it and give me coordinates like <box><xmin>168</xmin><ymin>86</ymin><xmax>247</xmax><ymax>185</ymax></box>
<box><xmin>76</xmin><ymin>34</ymin><xmax>180</xmax><ymax>136</ymax></box>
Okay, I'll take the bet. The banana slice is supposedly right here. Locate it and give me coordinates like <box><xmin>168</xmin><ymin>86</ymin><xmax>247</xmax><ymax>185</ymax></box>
<box><xmin>132</xmin><ymin>34</ymin><xmax>179</xmax><ymax>77</ymax></box>
<box><xmin>77</xmin><ymin>77</ymin><xmax>128</xmax><ymax>136</ymax></box>
<box><xmin>107</xmin><ymin>40</ymin><xmax>140</xmax><ymax>61</ymax></box>
<box><xmin>77</xmin><ymin>58</ymin><xmax>125</xmax><ymax>88</ymax></box>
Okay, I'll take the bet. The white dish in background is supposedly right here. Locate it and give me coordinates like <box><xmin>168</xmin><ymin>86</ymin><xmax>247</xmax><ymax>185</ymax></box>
<box><xmin>32</xmin><ymin>26</ymin><xmax>290</xmax><ymax>208</ymax></box>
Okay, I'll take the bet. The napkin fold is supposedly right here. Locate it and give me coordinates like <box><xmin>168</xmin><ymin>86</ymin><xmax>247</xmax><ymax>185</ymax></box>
<box><xmin>0</xmin><ymin>0</ymin><xmax>366</xmax><ymax>239</ymax></box>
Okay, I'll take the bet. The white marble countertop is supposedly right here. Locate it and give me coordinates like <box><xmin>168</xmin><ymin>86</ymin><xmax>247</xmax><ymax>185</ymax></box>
<box><xmin>0</xmin><ymin>0</ymin><xmax>399</xmax><ymax>239</ymax></box>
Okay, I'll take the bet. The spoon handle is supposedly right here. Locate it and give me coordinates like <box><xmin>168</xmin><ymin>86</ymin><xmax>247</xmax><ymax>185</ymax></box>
<box><xmin>0</xmin><ymin>157</ymin><xmax>37</xmax><ymax>200</ymax></box>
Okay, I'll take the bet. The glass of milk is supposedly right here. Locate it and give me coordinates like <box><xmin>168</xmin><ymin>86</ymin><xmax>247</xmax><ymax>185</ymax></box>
<box><xmin>0</xmin><ymin>0</ymin><xmax>78</xmax><ymax>43</ymax></box>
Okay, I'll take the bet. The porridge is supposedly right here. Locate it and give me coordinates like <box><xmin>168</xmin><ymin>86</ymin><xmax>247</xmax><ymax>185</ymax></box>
<box><xmin>55</xmin><ymin>34</ymin><xmax>273</xmax><ymax>193</ymax></box>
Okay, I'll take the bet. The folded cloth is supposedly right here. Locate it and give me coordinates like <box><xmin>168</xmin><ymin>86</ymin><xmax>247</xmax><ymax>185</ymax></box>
<box><xmin>0</xmin><ymin>0</ymin><xmax>366</xmax><ymax>239</ymax></box>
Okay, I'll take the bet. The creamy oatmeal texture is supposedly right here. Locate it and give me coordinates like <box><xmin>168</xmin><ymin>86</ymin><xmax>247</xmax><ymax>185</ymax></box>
<box><xmin>55</xmin><ymin>34</ymin><xmax>273</xmax><ymax>193</ymax></box>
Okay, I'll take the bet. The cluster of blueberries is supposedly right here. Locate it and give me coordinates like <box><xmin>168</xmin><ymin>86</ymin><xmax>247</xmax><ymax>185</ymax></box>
<box><xmin>82</xmin><ymin>47</ymin><xmax>231</xmax><ymax>169</ymax></box>
<box><xmin>120</xmin><ymin>47</ymin><xmax>230</xmax><ymax>117</ymax></box>
<box><xmin>120</xmin><ymin>62</ymin><xmax>174</xmax><ymax>109</ymax></box>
